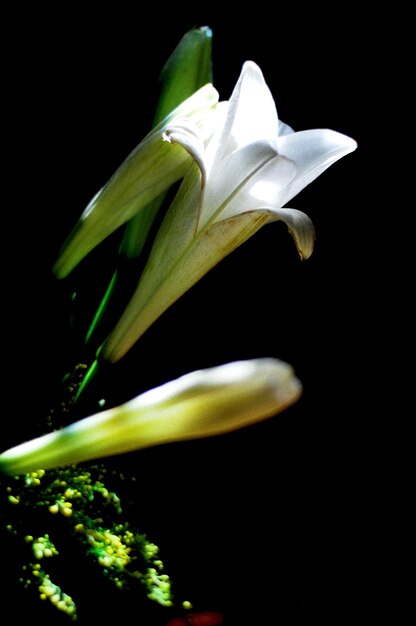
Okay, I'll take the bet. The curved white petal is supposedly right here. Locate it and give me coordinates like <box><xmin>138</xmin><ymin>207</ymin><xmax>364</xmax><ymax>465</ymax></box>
<box><xmin>217</xmin><ymin>153</ymin><xmax>297</xmax><ymax>222</ymax></box>
<box><xmin>207</xmin><ymin>61</ymin><xmax>279</xmax><ymax>164</ymax></box>
<box><xmin>164</xmin><ymin>123</ymin><xmax>207</xmax><ymax>186</ymax></box>
<box><xmin>201</xmin><ymin>140</ymin><xmax>285</xmax><ymax>228</ymax></box>
<box><xmin>218</xmin><ymin>203</ymin><xmax>315</xmax><ymax>261</ymax></box>
<box><xmin>260</xmin><ymin>206</ymin><xmax>316</xmax><ymax>260</ymax></box>
<box><xmin>277</xmin><ymin>128</ymin><xmax>357</xmax><ymax>205</ymax></box>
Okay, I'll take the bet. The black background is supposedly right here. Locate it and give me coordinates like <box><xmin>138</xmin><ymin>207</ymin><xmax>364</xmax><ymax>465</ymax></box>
<box><xmin>1</xmin><ymin>5</ymin><xmax>391</xmax><ymax>625</ymax></box>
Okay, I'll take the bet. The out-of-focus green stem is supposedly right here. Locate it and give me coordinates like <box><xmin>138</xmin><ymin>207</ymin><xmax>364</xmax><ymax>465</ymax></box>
<box><xmin>85</xmin><ymin>270</ymin><xmax>118</xmax><ymax>344</ymax></box>
<box><xmin>73</xmin><ymin>358</ymin><xmax>99</xmax><ymax>404</ymax></box>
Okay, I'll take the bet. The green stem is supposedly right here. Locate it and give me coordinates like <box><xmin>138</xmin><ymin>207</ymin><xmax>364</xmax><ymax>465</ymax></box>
<box><xmin>85</xmin><ymin>270</ymin><xmax>119</xmax><ymax>344</ymax></box>
<box><xmin>73</xmin><ymin>359</ymin><xmax>99</xmax><ymax>404</ymax></box>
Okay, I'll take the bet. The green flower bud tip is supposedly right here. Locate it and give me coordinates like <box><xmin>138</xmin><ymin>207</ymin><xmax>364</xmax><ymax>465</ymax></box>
<box><xmin>154</xmin><ymin>25</ymin><xmax>213</xmax><ymax>125</ymax></box>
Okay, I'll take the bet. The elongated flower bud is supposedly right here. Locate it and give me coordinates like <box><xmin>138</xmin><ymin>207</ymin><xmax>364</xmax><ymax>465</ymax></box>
<box><xmin>153</xmin><ymin>25</ymin><xmax>213</xmax><ymax>126</ymax></box>
<box><xmin>0</xmin><ymin>358</ymin><xmax>301</xmax><ymax>475</ymax></box>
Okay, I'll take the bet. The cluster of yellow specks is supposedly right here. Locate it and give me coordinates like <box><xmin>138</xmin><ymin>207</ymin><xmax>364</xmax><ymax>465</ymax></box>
<box><xmin>70</xmin><ymin>517</ymin><xmax>174</xmax><ymax>607</ymax></box>
<box><xmin>84</xmin><ymin>526</ymin><xmax>133</xmax><ymax>571</ymax></box>
<box><xmin>144</xmin><ymin>541</ymin><xmax>160</xmax><ymax>560</ymax></box>
<box><xmin>1</xmin><ymin>461</ymin><xmax>177</xmax><ymax>619</ymax></box>
<box><xmin>26</xmin><ymin>534</ymin><xmax>59</xmax><ymax>560</ymax></box>
<box><xmin>49</xmin><ymin>499</ymin><xmax>73</xmax><ymax>517</ymax></box>
<box><xmin>24</xmin><ymin>469</ymin><xmax>46</xmax><ymax>487</ymax></box>
<box><xmin>6</xmin><ymin>464</ymin><xmax>123</xmax><ymax>519</ymax></box>
<box><xmin>145</xmin><ymin>566</ymin><xmax>173</xmax><ymax>607</ymax></box>
<box><xmin>36</xmin><ymin>569</ymin><xmax>77</xmax><ymax>619</ymax></box>
<box><xmin>17</xmin><ymin>543</ymin><xmax>77</xmax><ymax>619</ymax></box>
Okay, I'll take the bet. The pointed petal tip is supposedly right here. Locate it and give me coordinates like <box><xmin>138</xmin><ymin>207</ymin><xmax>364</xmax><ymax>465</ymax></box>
<box><xmin>241</xmin><ymin>60</ymin><xmax>262</xmax><ymax>74</ymax></box>
<box><xmin>322</xmin><ymin>128</ymin><xmax>358</xmax><ymax>157</ymax></box>
<box><xmin>284</xmin><ymin>212</ymin><xmax>316</xmax><ymax>261</ymax></box>
<box><xmin>295</xmin><ymin>232</ymin><xmax>315</xmax><ymax>261</ymax></box>
<box><xmin>298</xmin><ymin>243</ymin><xmax>314</xmax><ymax>261</ymax></box>
<box><xmin>239</xmin><ymin>60</ymin><xmax>266</xmax><ymax>85</ymax></box>
<box><xmin>334</xmin><ymin>130</ymin><xmax>357</xmax><ymax>153</ymax></box>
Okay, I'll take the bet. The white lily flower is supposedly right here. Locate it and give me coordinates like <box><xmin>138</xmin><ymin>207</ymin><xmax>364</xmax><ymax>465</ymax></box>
<box><xmin>103</xmin><ymin>61</ymin><xmax>357</xmax><ymax>362</ymax></box>
<box><xmin>0</xmin><ymin>358</ymin><xmax>301</xmax><ymax>475</ymax></box>
<box><xmin>53</xmin><ymin>84</ymin><xmax>219</xmax><ymax>278</ymax></box>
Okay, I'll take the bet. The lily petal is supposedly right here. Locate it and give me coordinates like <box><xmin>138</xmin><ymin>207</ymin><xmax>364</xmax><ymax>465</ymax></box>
<box><xmin>257</xmin><ymin>207</ymin><xmax>316</xmax><ymax>260</ymax></box>
<box><xmin>201</xmin><ymin>140</ymin><xmax>293</xmax><ymax>229</ymax></box>
<box><xmin>163</xmin><ymin>123</ymin><xmax>207</xmax><ymax>188</ymax></box>
<box><xmin>100</xmin><ymin>166</ymin><xmax>205</xmax><ymax>362</ymax></box>
<box><xmin>216</xmin><ymin>151</ymin><xmax>297</xmax><ymax>222</ymax></box>
<box><xmin>0</xmin><ymin>359</ymin><xmax>302</xmax><ymax>475</ymax></box>
<box><xmin>277</xmin><ymin>128</ymin><xmax>358</xmax><ymax>205</ymax></box>
<box><xmin>101</xmin><ymin>203</ymin><xmax>311</xmax><ymax>363</ymax></box>
<box><xmin>53</xmin><ymin>84</ymin><xmax>219</xmax><ymax>278</ymax></box>
<box><xmin>207</xmin><ymin>61</ymin><xmax>279</xmax><ymax>165</ymax></box>
<box><xmin>54</xmin><ymin>140</ymin><xmax>190</xmax><ymax>279</ymax></box>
